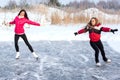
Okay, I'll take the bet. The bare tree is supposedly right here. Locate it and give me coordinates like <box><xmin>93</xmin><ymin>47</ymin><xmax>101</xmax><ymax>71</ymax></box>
<box><xmin>19</xmin><ymin>0</ymin><xmax>29</xmax><ymax>9</ymax></box>
<box><xmin>66</xmin><ymin>0</ymin><xmax>95</xmax><ymax>9</ymax></box>
<box><xmin>97</xmin><ymin>0</ymin><xmax>120</xmax><ymax>10</ymax></box>
<box><xmin>107</xmin><ymin>0</ymin><xmax>119</xmax><ymax>10</ymax></box>
<box><xmin>48</xmin><ymin>0</ymin><xmax>61</xmax><ymax>7</ymax></box>
<box><xmin>97</xmin><ymin>1</ymin><xmax>107</xmax><ymax>9</ymax></box>
<box><xmin>5</xmin><ymin>0</ymin><xmax>17</xmax><ymax>9</ymax></box>
<box><xmin>41</xmin><ymin>0</ymin><xmax>49</xmax><ymax>4</ymax></box>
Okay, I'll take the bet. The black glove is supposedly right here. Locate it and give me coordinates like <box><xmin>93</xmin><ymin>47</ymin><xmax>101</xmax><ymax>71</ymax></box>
<box><xmin>74</xmin><ymin>32</ymin><xmax>78</xmax><ymax>36</ymax></box>
<box><xmin>111</xmin><ymin>29</ymin><xmax>118</xmax><ymax>34</ymax></box>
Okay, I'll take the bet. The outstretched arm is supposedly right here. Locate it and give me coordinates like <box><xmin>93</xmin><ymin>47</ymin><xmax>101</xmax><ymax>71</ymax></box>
<box><xmin>9</xmin><ymin>20</ymin><xmax>15</xmax><ymax>24</ymax></box>
<box><xmin>26</xmin><ymin>19</ymin><xmax>40</xmax><ymax>26</ymax></box>
<box><xmin>101</xmin><ymin>27</ymin><xmax>111</xmax><ymax>32</ymax></box>
<box><xmin>74</xmin><ymin>28</ymin><xmax>87</xmax><ymax>36</ymax></box>
<box><xmin>101</xmin><ymin>27</ymin><xmax>118</xmax><ymax>34</ymax></box>
<box><xmin>9</xmin><ymin>17</ymin><xmax>17</xmax><ymax>24</ymax></box>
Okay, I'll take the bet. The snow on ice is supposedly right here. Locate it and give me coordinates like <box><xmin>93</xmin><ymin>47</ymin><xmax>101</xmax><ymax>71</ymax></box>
<box><xmin>0</xmin><ymin>41</ymin><xmax>120</xmax><ymax>80</ymax></box>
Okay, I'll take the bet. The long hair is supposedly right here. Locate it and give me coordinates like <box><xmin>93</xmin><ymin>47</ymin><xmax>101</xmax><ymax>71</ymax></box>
<box><xmin>18</xmin><ymin>9</ymin><xmax>29</xmax><ymax>19</ymax></box>
<box><xmin>88</xmin><ymin>17</ymin><xmax>99</xmax><ymax>26</ymax></box>
<box><xmin>85</xmin><ymin>17</ymin><xmax>101</xmax><ymax>29</ymax></box>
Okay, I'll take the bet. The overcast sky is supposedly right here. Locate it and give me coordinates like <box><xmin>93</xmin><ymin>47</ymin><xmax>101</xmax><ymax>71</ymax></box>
<box><xmin>0</xmin><ymin>0</ymin><xmax>107</xmax><ymax>7</ymax></box>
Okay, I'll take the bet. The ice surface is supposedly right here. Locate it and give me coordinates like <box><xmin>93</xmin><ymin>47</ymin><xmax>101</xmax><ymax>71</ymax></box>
<box><xmin>0</xmin><ymin>41</ymin><xmax>120</xmax><ymax>80</ymax></box>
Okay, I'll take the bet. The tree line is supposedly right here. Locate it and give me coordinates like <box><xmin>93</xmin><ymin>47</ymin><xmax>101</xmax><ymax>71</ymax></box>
<box><xmin>3</xmin><ymin>0</ymin><xmax>61</xmax><ymax>9</ymax></box>
<box><xmin>66</xmin><ymin>0</ymin><xmax>120</xmax><ymax>10</ymax></box>
<box><xmin>2</xmin><ymin>0</ymin><xmax>120</xmax><ymax>11</ymax></box>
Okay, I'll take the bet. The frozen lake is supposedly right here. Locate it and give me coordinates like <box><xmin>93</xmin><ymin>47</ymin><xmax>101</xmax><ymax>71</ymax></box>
<box><xmin>0</xmin><ymin>41</ymin><xmax>120</xmax><ymax>80</ymax></box>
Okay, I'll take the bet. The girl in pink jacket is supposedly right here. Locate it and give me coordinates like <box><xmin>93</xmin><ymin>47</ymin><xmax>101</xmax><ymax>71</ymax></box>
<box><xmin>9</xmin><ymin>9</ymin><xmax>40</xmax><ymax>60</ymax></box>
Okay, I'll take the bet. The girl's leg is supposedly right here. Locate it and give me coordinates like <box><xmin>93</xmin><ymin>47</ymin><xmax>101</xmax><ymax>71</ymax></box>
<box><xmin>21</xmin><ymin>34</ymin><xmax>34</xmax><ymax>52</ymax></box>
<box><xmin>21</xmin><ymin>34</ymin><xmax>38</xmax><ymax>59</ymax></box>
<box><xmin>90</xmin><ymin>41</ymin><xmax>99</xmax><ymax>63</ymax></box>
<box><xmin>96</xmin><ymin>40</ymin><xmax>108</xmax><ymax>62</ymax></box>
<box><xmin>14</xmin><ymin>34</ymin><xmax>20</xmax><ymax>59</ymax></box>
<box><xmin>14</xmin><ymin>34</ymin><xmax>20</xmax><ymax>52</ymax></box>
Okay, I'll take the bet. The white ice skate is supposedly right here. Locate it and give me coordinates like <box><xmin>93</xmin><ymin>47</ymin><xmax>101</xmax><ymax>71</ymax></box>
<box><xmin>106</xmin><ymin>59</ymin><xmax>111</xmax><ymax>63</ymax></box>
<box><xmin>32</xmin><ymin>52</ymin><xmax>39</xmax><ymax>60</ymax></box>
<box><xmin>96</xmin><ymin>62</ymin><xmax>101</xmax><ymax>67</ymax></box>
<box><xmin>16</xmin><ymin>52</ymin><xmax>20</xmax><ymax>59</ymax></box>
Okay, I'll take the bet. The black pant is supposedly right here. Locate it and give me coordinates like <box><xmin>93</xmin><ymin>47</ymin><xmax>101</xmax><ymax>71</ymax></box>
<box><xmin>14</xmin><ymin>34</ymin><xmax>34</xmax><ymax>52</ymax></box>
<box><xmin>90</xmin><ymin>40</ymin><xmax>108</xmax><ymax>63</ymax></box>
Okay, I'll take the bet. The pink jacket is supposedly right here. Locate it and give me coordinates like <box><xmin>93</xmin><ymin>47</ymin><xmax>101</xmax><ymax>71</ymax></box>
<box><xmin>9</xmin><ymin>16</ymin><xmax>40</xmax><ymax>34</ymax></box>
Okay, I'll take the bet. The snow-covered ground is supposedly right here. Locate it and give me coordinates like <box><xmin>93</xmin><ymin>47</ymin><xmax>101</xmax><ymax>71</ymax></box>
<box><xmin>0</xmin><ymin>7</ymin><xmax>119</xmax><ymax>25</ymax></box>
<box><xmin>80</xmin><ymin>8</ymin><xmax>119</xmax><ymax>20</ymax></box>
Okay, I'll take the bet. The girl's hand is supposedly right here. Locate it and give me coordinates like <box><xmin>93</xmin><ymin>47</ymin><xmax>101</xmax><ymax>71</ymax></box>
<box><xmin>2</xmin><ymin>21</ymin><xmax>11</xmax><ymax>27</ymax></box>
<box><xmin>6</xmin><ymin>23</ymin><xmax>11</xmax><ymax>27</ymax></box>
<box><xmin>111</xmin><ymin>29</ymin><xmax>118</xmax><ymax>34</ymax></box>
<box><xmin>2</xmin><ymin>21</ymin><xmax>7</xmax><ymax>25</ymax></box>
<box><xmin>74</xmin><ymin>32</ymin><xmax>78</xmax><ymax>36</ymax></box>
